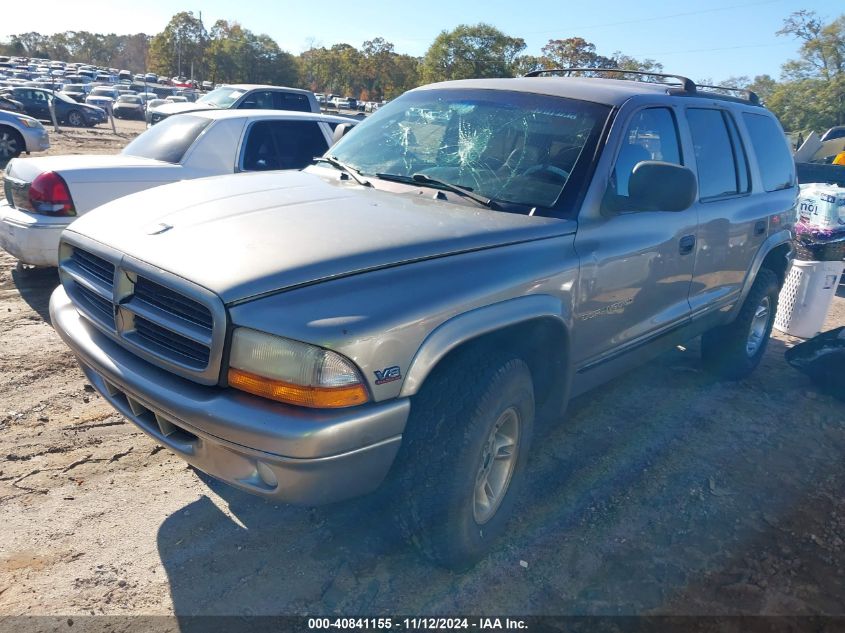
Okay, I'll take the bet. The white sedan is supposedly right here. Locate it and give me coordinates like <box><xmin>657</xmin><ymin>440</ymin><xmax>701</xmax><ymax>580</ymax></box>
<box><xmin>0</xmin><ymin>109</ymin><xmax>357</xmax><ymax>266</ymax></box>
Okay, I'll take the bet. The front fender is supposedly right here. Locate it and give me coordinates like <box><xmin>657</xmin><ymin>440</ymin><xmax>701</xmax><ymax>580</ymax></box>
<box><xmin>399</xmin><ymin>294</ymin><xmax>571</xmax><ymax>397</ymax></box>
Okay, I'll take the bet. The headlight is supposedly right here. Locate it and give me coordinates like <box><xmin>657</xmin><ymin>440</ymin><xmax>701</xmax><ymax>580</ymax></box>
<box><xmin>227</xmin><ymin>328</ymin><xmax>370</xmax><ymax>409</ymax></box>
<box><xmin>15</xmin><ymin>116</ymin><xmax>42</xmax><ymax>129</ymax></box>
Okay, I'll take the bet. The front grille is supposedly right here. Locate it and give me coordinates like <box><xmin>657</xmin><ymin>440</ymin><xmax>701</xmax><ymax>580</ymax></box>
<box><xmin>75</xmin><ymin>284</ymin><xmax>115</xmax><ymax>328</ymax></box>
<box><xmin>134</xmin><ymin>276</ymin><xmax>212</xmax><ymax>330</ymax></box>
<box><xmin>60</xmin><ymin>243</ymin><xmax>222</xmax><ymax>384</ymax></box>
<box><xmin>71</xmin><ymin>248</ymin><xmax>114</xmax><ymax>288</ymax></box>
<box><xmin>133</xmin><ymin>316</ymin><xmax>210</xmax><ymax>368</ymax></box>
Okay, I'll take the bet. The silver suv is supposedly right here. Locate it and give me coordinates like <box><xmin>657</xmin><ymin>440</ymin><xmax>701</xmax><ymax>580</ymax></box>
<box><xmin>50</xmin><ymin>71</ymin><xmax>797</xmax><ymax>568</ymax></box>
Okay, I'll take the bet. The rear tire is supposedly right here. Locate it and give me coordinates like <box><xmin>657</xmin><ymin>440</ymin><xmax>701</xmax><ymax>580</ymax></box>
<box><xmin>393</xmin><ymin>349</ymin><xmax>535</xmax><ymax>569</ymax></box>
<box><xmin>701</xmin><ymin>268</ymin><xmax>780</xmax><ymax>380</ymax></box>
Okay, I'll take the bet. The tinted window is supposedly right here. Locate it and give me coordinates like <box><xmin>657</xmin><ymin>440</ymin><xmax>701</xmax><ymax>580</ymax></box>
<box><xmin>742</xmin><ymin>113</ymin><xmax>795</xmax><ymax>192</ymax></box>
<box><xmin>122</xmin><ymin>114</ymin><xmax>211</xmax><ymax>163</ymax></box>
<box><xmin>725</xmin><ymin>113</ymin><xmax>750</xmax><ymax>194</ymax></box>
<box><xmin>687</xmin><ymin>109</ymin><xmax>747</xmax><ymax>199</ymax></box>
<box><xmin>613</xmin><ymin>107</ymin><xmax>681</xmax><ymax>196</ymax></box>
<box><xmin>273</xmin><ymin>92</ymin><xmax>312</xmax><ymax>113</ymax></box>
<box><xmin>241</xmin><ymin>120</ymin><xmax>328</xmax><ymax>171</ymax></box>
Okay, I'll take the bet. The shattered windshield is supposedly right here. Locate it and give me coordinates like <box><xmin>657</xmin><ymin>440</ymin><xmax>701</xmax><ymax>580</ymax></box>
<box><xmin>330</xmin><ymin>88</ymin><xmax>609</xmax><ymax>212</ymax></box>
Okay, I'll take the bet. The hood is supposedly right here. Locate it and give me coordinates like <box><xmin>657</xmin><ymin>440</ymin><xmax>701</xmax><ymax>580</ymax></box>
<box><xmin>6</xmin><ymin>154</ymin><xmax>174</xmax><ymax>183</ymax></box>
<box><xmin>66</xmin><ymin>171</ymin><xmax>575</xmax><ymax>304</ymax></box>
<box><xmin>154</xmin><ymin>101</ymin><xmax>212</xmax><ymax>116</ymax></box>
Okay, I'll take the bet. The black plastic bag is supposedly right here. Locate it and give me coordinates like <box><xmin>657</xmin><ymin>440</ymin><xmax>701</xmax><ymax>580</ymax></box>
<box><xmin>785</xmin><ymin>326</ymin><xmax>845</xmax><ymax>401</ymax></box>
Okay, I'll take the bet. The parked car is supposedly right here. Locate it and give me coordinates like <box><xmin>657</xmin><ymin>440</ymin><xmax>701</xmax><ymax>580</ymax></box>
<box><xmin>0</xmin><ymin>109</ymin><xmax>356</xmax><ymax>266</ymax></box>
<box><xmin>148</xmin><ymin>84</ymin><xmax>319</xmax><ymax>125</ymax></box>
<box><xmin>820</xmin><ymin>126</ymin><xmax>845</xmax><ymax>143</ymax></box>
<box><xmin>144</xmin><ymin>99</ymin><xmax>167</xmax><ymax>124</ymax></box>
<box><xmin>112</xmin><ymin>95</ymin><xmax>145</xmax><ymax>120</ymax></box>
<box><xmin>0</xmin><ymin>92</ymin><xmax>24</xmax><ymax>113</ymax></box>
<box><xmin>59</xmin><ymin>83</ymin><xmax>92</xmax><ymax>103</ymax></box>
<box><xmin>0</xmin><ymin>109</ymin><xmax>49</xmax><ymax>161</ymax></box>
<box><xmin>7</xmin><ymin>87</ymin><xmax>107</xmax><ymax>127</ymax></box>
<box><xmin>45</xmin><ymin>72</ymin><xmax>797</xmax><ymax>567</ymax></box>
<box><xmin>85</xmin><ymin>86</ymin><xmax>119</xmax><ymax>111</ymax></box>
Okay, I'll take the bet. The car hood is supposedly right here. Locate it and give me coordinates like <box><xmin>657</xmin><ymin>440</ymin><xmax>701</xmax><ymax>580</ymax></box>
<box><xmin>6</xmin><ymin>154</ymin><xmax>176</xmax><ymax>183</ymax></box>
<box><xmin>66</xmin><ymin>170</ymin><xmax>575</xmax><ymax>304</ymax></box>
<box><xmin>154</xmin><ymin>101</ymin><xmax>212</xmax><ymax>115</ymax></box>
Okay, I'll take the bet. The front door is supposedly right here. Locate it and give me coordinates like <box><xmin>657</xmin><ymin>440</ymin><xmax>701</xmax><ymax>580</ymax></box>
<box><xmin>572</xmin><ymin>106</ymin><xmax>697</xmax><ymax>377</ymax></box>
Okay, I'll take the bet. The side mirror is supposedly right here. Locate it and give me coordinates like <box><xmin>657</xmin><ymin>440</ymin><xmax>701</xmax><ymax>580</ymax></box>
<box><xmin>331</xmin><ymin>123</ymin><xmax>352</xmax><ymax>145</ymax></box>
<box><xmin>628</xmin><ymin>161</ymin><xmax>698</xmax><ymax>212</ymax></box>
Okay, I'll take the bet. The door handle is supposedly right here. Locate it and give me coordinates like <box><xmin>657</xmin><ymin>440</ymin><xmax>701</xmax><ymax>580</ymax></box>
<box><xmin>754</xmin><ymin>220</ymin><xmax>767</xmax><ymax>236</ymax></box>
<box><xmin>679</xmin><ymin>234</ymin><xmax>696</xmax><ymax>256</ymax></box>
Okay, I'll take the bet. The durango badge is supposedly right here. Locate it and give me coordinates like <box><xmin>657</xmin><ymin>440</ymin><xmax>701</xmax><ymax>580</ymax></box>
<box><xmin>374</xmin><ymin>366</ymin><xmax>402</xmax><ymax>385</ymax></box>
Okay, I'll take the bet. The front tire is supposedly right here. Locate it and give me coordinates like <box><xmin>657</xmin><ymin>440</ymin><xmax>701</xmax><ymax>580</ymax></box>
<box><xmin>394</xmin><ymin>350</ymin><xmax>535</xmax><ymax>569</ymax></box>
<box><xmin>67</xmin><ymin>110</ymin><xmax>84</xmax><ymax>127</ymax></box>
<box><xmin>701</xmin><ymin>268</ymin><xmax>780</xmax><ymax>379</ymax></box>
<box><xmin>0</xmin><ymin>126</ymin><xmax>23</xmax><ymax>161</ymax></box>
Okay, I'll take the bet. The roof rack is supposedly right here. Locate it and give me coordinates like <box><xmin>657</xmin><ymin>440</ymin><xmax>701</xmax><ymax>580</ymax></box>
<box><xmin>695</xmin><ymin>83</ymin><xmax>760</xmax><ymax>105</ymax></box>
<box><xmin>523</xmin><ymin>68</ymin><xmax>760</xmax><ymax>105</ymax></box>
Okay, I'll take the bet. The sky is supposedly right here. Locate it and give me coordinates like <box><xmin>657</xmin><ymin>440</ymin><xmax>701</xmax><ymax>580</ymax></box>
<box><xmin>4</xmin><ymin>0</ymin><xmax>843</xmax><ymax>82</ymax></box>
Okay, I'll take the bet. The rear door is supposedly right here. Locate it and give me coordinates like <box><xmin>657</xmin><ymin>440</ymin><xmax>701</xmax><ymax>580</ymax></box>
<box><xmin>683</xmin><ymin>107</ymin><xmax>760</xmax><ymax>316</ymax></box>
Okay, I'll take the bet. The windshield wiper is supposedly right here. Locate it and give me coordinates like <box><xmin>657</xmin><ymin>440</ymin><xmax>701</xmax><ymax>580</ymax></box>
<box><xmin>315</xmin><ymin>156</ymin><xmax>371</xmax><ymax>187</ymax></box>
<box><xmin>375</xmin><ymin>172</ymin><xmax>498</xmax><ymax>209</ymax></box>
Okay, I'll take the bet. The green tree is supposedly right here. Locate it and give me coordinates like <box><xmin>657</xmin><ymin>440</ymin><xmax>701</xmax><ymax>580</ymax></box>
<box><xmin>149</xmin><ymin>11</ymin><xmax>207</xmax><ymax>80</ymax></box>
<box><xmin>540</xmin><ymin>37</ymin><xmax>615</xmax><ymax>69</ymax></box>
<box><xmin>772</xmin><ymin>11</ymin><xmax>845</xmax><ymax>130</ymax></box>
<box><xmin>420</xmin><ymin>23</ymin><xmax>525</xmax><ymax>82</ymax></box>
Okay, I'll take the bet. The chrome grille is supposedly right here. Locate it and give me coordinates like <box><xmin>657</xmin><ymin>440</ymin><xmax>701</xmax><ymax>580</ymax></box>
<box><xmin>132</xmin><ymin>316</ymin><xmax>210</xmax><ymax>368</ymax></box>
<box><xmin>71</xmin><ymin>248</ymin><xmax>114</xmax><ymax>287</ymax></box>
<box><xmin>134</xmin><ymin>276</ymin><xmax>212</xmax><ymax>330</ymax></box>
<box><xmin>75</xmin><ymin>284</ymin><xmax>115</xmax><ymax>328</ymax></box>
<box><xmin>59</xmin><ymin>242</ymin><xmax>224</xmax><ymax>385</ymax></box>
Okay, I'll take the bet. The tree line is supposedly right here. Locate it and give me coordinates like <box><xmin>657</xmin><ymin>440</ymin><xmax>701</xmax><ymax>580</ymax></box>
<box><xmin>2</xmin><ymin>10</ymin><xmax>843</xmax><ymax>131</ymax></box>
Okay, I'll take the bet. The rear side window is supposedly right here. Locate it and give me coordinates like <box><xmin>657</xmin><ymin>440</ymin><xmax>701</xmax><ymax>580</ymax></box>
<box><xmin>241</xmin><ymin>120</ymin><xmax>328</xmax><ymax>171</ymax></box>
<box><xmin>687</xmin><ymin>109</ymin><xmax>750</xmax><ymax>200</ymax></box>
<box><xmin>742</xmin><ymin>113</ymin><xmax>795</xmax><ymax>192</ymax></box>
<box><xmin>273</xmin><ymin>92</ymin><xmax>312</xmax><ymax>113</ymax></box>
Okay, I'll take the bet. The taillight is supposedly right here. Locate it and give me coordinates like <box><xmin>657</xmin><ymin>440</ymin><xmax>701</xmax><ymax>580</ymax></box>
<box><xmin>28</xmin><ymin>172</ymin><xmax>76</xmax><ymax>217</ymax></box>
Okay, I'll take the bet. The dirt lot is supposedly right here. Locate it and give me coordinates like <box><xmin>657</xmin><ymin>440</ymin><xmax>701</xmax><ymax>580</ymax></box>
<box><xmin>0</xmin><ymin>124</ymin><xmax>843</xmax><ymax>619</ymax></box>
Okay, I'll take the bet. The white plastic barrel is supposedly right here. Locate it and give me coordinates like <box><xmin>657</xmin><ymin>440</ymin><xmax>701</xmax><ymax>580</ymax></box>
<box><xmin>774</xmin><ymin>260</ymin><xmax>845</xmax><ymax>339</ymax></box>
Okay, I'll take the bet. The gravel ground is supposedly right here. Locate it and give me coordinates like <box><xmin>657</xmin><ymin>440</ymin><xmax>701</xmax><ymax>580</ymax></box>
<box><xmin>0</xmin><ymin>123</ymin><xmax>843</xmax><ymax>618</ymax></box>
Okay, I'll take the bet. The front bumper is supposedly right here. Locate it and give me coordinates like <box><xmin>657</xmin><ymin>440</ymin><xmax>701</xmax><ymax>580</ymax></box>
<box><xmin>22</xmin><ymin>127</ymin><xmax>50</xmax><ymax>152</ymax></box>
<box><xmin>0</xmin><ymin>201</ymin><xmax>69</xmax><ymax>266</ymax></box>
<box><xmin>50</xmin><ymin>286</ymin><xmax>410</xmax><ymax>504</ymax></box>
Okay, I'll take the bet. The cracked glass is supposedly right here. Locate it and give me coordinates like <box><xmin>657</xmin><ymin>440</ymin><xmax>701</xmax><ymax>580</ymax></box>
<box><xmin>330</xmin><ymin>88</ymin><xmax>610</xmax><ymax>213</ymax></box>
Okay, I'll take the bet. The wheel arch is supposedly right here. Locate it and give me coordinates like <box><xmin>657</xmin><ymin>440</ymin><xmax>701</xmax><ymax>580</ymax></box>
<box><xmin>728</xmin><ymin>229</ymin><xmax>793</xmax><ymax>320</ymax></box>
<box><xmin>399</xmin><ymin>295</ymin><xmax>572</xmax><ymax>417</ymax></box>
<box><xmin>0</xmin><ymin>124</ymin><xmax>25</xmax><ymax>158</ymax></box>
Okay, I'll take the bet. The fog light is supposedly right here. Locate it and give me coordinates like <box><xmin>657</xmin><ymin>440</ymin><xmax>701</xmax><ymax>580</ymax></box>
<box><xmin>255</xmin><ymin>461</ymin><xmax>278</xmax><ymax>488</ymax></box>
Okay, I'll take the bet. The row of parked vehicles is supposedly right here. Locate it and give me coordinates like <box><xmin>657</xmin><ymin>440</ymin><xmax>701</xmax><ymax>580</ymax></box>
<box><xmin>1</xmin><ymin>69</ymin><xmax>800</xmax><ymax>569</ymax></box>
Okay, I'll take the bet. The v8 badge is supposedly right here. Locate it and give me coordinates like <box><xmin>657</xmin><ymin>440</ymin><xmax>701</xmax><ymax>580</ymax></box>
<box><xmin>374</xmin><ymin>366</ymin><xmax>402</xmax><ymax>385</ymax></box>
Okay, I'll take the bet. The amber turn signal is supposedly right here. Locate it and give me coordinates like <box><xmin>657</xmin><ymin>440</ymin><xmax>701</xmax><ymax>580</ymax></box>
<box><xmin>228</xmin><ymin>368</ymin><xmax>369</xmax><ymax>409</ymax></box>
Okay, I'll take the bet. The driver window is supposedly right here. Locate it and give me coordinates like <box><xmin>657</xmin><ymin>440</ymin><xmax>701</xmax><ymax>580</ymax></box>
<box><xmin>612</xmin><ymin>108</ymin><xmax>682</xmax><ymax>197</ymax></box>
